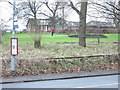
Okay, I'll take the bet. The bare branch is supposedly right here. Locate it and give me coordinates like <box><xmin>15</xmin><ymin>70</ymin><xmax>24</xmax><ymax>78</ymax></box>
<box><xmin>69</xmin><ymin>1</ymin><xmax>80</xmax><ymax>15</ymax></box>
<box><xmin>44</xmin><ymin>2</ymin><xmax>54</xmax><ymax>13</ymax></box>
<box><xmin>39</xmin><ymin>12</ymin><xmax>50</xmax><ymax>17</ymax></box>
<box><xmin>106</xmin><ymin>2</ymin><xmax>120</xmax><ymax>12</ymax></box>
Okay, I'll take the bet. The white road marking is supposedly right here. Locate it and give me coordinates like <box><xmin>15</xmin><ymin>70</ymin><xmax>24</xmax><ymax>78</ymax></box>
<box><xmin>75</xmin><ymin>83</ymin><xmax>119</xmax><ymax>88</ymax></box>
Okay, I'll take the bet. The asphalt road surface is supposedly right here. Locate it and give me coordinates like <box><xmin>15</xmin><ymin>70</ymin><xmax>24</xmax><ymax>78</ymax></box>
<box><xmin>1</xmin><ymin>75</ymin><xmax>119</xmax><ymax>88</ymax></box>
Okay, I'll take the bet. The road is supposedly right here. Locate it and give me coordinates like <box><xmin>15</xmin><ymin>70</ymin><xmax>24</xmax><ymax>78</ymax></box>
<box><xmin>1</xmin><ymin>75</ymin><xmax>119</xmax><ymax>88</ymax></box>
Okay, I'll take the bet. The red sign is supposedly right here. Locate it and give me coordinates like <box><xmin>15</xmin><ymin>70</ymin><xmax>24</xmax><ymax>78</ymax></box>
<box><xmin>10</xmin><ymin>38</ymin><xmax>18</xmax><ymax>56</ymax></box>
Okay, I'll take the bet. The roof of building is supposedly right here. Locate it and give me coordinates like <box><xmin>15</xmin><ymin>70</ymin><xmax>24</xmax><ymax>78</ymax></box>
<box><xmin>66</xmin><ymin>21</ymin><xmax>79</xmax><ymax>26</ymax></box>
<box><xmin>87</xmin><ymin>21</ymin><xmax>115</xmax><ymax>28</ymax></box>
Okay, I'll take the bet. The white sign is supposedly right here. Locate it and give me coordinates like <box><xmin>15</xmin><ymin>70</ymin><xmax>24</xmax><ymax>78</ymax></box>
<box><xmin>10</xmin><ymin>38</ymin><xmax>18</xmax><ymax>56</ymax></box>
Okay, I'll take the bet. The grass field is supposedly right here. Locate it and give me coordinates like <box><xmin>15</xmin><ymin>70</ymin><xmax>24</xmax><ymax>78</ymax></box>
<box><xmin>2</xmin><ymin>32</ymin><xmax>118</xmax><ymax>59</ymax></box>
<box><xmin>2</xmin><ymin>32</ymin><xmax>119</xmax><ymax>78</ymax></box>
<box><xmin>2</xmin><ymin>32</ymin><xmax>119</xmax><ymax>45</ymax></box>
<box><xmin>87</xmin><ymin>34</ymin><xmax>119</xmax><ymax>42</ymax></box>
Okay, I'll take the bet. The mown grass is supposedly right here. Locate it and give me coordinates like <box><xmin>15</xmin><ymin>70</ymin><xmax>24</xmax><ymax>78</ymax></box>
<box><xmin>2</xmin><ymin>32</ymin><xmax>119</xmax><ymax>45</ymax></box>
<box><xmin>2</xmin><ymin>32</ymin><xmax>79</xmax><ymax>45</ymax></box>
<box><xmin>87</xmin><ymin>34</ymin><xmax>119</xmax><ymax>42</ymax></box>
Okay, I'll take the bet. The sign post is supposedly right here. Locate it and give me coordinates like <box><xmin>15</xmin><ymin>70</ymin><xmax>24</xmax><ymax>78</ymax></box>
<box><xmin>11</xmin><ymin>0</ymin><xmax>18</xmax><ymax>76</ymax></box>
<box><xmin>10</xmin><ymin>38</ymin><xmax>18</xmax><ymax>76</ymax></box>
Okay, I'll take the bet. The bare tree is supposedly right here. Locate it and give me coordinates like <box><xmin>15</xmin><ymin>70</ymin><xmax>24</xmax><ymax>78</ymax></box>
<box><xmin>17</xmin><ymin>0</ymin><xmax>43</xmax><ymax>48</ymax></box>
<box><xmin>89</xmin><ymin>0</ymin><xmax>120</xmax><ymax>29</ymax></box>
<box><xmin>69</xmin><ymin>0</ymin><xmax>88</xmax><ymax>47</ymax></box>
<box><xmin>0</xmin><ymin>18</ymin><xmax>11</xmax><ymax>44</ymax></box>
<box><xmin>0</xmin><ymin>20</ymin><xmax>2</xmax><ymax>44</ymax></box>
<box><xmin>58</xmin><ymin>2</ymin><xmax>69</xmax><ymax>29</ymax></box>
<box><xmin>40</xmin><ymin>1</ymin><xmax>62</xmax><ymax>30</ymax></box>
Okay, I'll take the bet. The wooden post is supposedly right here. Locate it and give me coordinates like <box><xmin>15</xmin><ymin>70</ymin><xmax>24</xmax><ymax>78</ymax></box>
<box><xmin>98</xmin><ymin>38</ymin><xmax>100</xmax><ymax>44</ymax></box>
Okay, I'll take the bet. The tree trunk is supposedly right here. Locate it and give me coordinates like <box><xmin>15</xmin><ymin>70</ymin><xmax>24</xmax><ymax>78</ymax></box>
<box><xmin>78</xmin><ymin>21</ymin><xmax>86</xmax><ymax>47</ymax></box>
<box><xmin>34</xmin><ymin>40</ymin><xmax>41</xmax><ymax>48</ymax></box>
<box><xmin>78</xmin><ymin>1</ymin><xmax>87</xmax><ymax>47</ymax></box>
<box><xmin>32</xmin><ymin>18</ymin><xmax>42</xmax><ymax>48</ymax></box>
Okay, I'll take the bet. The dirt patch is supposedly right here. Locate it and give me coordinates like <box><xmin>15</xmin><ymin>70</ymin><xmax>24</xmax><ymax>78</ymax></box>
<box><xmin>68</xmin><ymin>34</ymin><xmax>107</xmax><ymax>38</ymax></box>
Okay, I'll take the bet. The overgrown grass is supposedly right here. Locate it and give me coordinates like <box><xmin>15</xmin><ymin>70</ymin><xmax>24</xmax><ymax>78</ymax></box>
<box><xmin>2</xmin><ymin>55</ymin><xmax>119</xmax><ymax>78</ymax></box>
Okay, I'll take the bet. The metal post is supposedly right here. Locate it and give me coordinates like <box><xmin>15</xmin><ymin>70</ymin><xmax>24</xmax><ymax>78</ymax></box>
<box><xmin>62</xmin><ymin>6</ymin><xmax>64</xmax><ymax>29</ymax></box>
<box><xmin>118</xmin><ymin>1</ymin><xmax>120</xmax><ymax>58</ymax></box>
<box><xmin>11</xmin><ymin>0</ymin><xmax>16</xmax><ymax>76</ymax></box>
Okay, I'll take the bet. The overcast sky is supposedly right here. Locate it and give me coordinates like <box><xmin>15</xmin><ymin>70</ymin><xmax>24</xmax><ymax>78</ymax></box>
<box><xmin>0</xmin><ymin>1</ymin><xmax>80</xmax><ymax>30</ymax></box>
<box><xmin>0</xmin><ymin>0</ymin><xmax>101</xmax><ymax>30</ymax></box>
<box><xmin>0</xmin><ymin>0</ymin><xmax>118</xmax><ymax>30</ymax></box>
<box><xmin>0</xmin><ymin>0</ymin><xmax>80</xmax><ymax>21</ymax></box>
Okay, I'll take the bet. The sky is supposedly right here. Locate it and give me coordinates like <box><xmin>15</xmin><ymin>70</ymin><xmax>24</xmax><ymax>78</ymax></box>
<box><xmin>0</xmin><ymin>0</ymin><xmax>80</xmax><ymax>20</ymax></box>
<box><xmin>0</xmin><ymin>1</ymin><xmax>79</xmax><ymax>30</ymax></box>
<box><xmin>0</xmin><ymin>0</ymin><xmax>118</xmax><ymax>30</ymax></box>
<box><xmin>0</xmin><ymin>1</ymin><xmax>26</xmax><ymax>30</ymax></box>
